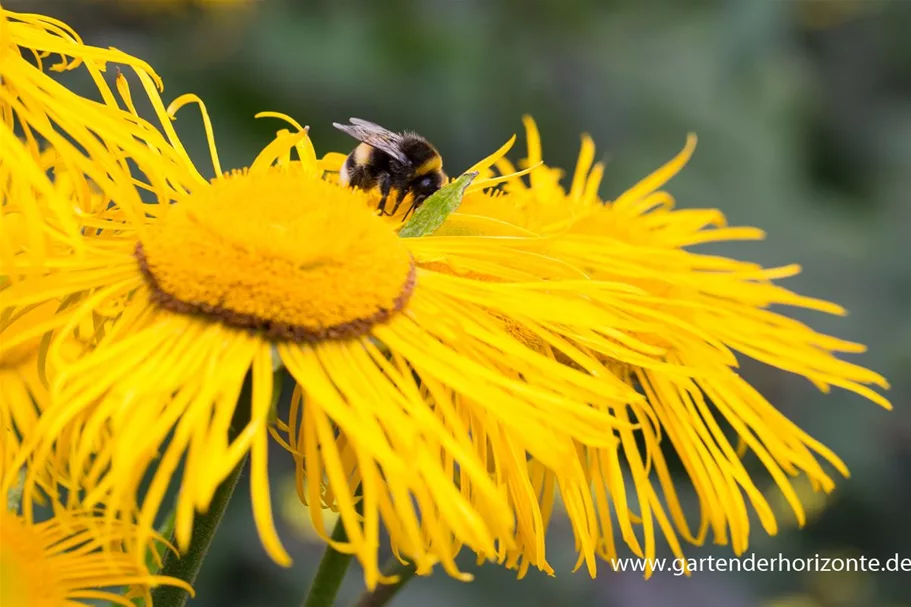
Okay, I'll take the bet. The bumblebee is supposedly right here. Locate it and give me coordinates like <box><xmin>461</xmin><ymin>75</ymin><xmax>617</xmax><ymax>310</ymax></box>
<box><xmin>333</xmin><ymin>118</ymin><xmax>447</xmax><ymax>219</ymax></box>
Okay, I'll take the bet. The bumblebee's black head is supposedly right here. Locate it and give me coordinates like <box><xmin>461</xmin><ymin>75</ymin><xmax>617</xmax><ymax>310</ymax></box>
<box><xmin>410</xmin><ymin>169</ymin><xmax>446</xmax><ymax>201</ymax></box>
<box><xmin>401</xmin><ymin>133</ymin><xmax>445</xmax><ymax>202</ymax></box>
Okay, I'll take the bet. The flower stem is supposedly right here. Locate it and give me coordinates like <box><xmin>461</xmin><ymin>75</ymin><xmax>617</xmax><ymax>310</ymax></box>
<box><xmin>301</xmin><ymin>517</ymin><xmax>354</xmax><ymax>607</ymax></box>
<box><xmin>353</xmin><ymin>558</ymin><xmax>417</xmax><ymax>607</ymax></box>
<box><xmin>150</xmin><ymin>374</ymin><xmax>253</xmax><ymax>607</ymax></box>
<box><xmin>149</xmin><ymin>454</ymin><xmax>246</xmax><ymax>607</ymax></box>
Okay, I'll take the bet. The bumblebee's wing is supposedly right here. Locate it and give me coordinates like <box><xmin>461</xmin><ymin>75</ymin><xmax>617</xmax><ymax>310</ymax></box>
<box><xmin>333</xmin><ymin>118</ymin><xmax>410</xmax><ymax>164</ymax></box>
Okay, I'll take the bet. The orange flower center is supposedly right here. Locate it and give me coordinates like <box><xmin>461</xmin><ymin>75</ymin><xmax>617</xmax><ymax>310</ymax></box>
<box><xmin>137</xmin><ymin>168</ymin><xmax>415</xmax><ymax>341</ymax></box>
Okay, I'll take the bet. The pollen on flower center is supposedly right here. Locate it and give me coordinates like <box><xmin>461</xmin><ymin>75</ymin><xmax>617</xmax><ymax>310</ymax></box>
<box><xmin>137</xmin><ymin>168</ymin><xmax>416</xmax><ymax>341</ymax></box>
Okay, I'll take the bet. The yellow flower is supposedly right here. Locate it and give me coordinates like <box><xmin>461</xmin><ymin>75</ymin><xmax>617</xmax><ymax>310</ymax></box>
<box><xmin>0</xmin><ymin>502</ymin><xmax>190</xmax><ymax>607</ymax></box>
<box><xmin>1</xmin><ymin>4</ymin><xmax>208</xmax><ymax>503</ymax></box>
<box><xmin>5</xmin><ymin>121</ymin><xmax>649</xmax><ymax>585</ymax></box>
<box><xmin>1</xmin><ymin>27</ymin><xmax>645</xmax><ymax>587</ymax></box>
<box><xmin>441</xmin><ymin>116</ymin><xmax>890</xmax><ymax>575</ymax></box>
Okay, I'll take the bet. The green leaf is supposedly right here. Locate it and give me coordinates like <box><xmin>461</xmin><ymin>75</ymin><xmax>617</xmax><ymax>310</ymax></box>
<box><xmin>398</xmin><ymin>171</ymin><xmax>478</xmax><ymax>238</ymax></box>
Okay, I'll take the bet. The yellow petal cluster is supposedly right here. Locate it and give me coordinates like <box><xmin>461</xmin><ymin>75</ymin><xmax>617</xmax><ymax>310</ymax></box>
<box><xmin>0</xmin><ymin>503</ymin><xmax>189</xmax><ymax>606</ymax></box>
<box><xmin>441</xmin><ymin>116</ymin><xmax>889</xmax><ymax>574</ymax></box>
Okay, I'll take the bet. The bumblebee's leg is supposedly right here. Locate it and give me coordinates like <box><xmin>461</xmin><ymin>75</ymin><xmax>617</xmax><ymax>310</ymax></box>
<box><xmin>376</xmin><ymin>173</ymin><xmax>392</xmax><ymax>215</ymax></box>
<box><xmin>390</xmin><ymin>188</ymin><xmax>410</xmax><ymax>216</ymax></box>
<box><xmin>401</xmin><ymin>195</ymin><xmax>426</xmax><ymax>222</ymax></box>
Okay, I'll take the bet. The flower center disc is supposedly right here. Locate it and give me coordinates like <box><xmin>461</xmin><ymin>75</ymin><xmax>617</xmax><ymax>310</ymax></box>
<box><xmin>138</xmin><ymin>169</ymin><xmax>415</xmax><ymax>341</ymax></box>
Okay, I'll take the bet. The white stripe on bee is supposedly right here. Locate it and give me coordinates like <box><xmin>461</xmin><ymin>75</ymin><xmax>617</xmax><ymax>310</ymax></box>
<box><xmin>339</xmin><ymin>158</ymin><xmax>351</xmax><ymax>185</ymax></box>
<box><xmin>354</xmin><ymin>142</ymin><xmax>372</xmax><ymax>165</ymax></box>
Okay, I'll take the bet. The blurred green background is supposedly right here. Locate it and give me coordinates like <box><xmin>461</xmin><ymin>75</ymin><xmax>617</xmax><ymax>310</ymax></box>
<box><xmin>12</xmin><ymin>0</ymin><xmax>911</xmax><ymax>605</ymax></box>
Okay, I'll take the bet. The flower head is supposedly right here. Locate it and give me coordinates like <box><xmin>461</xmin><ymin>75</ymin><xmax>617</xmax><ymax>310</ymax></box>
<box><xmin>0</xmin><ymin>512</ymin><xmax>188</xmax><ymax>606</ymax></box>
<box><xmin>443</xmin><ymin>116</ymin><xmax>890</xmax><ymax>574</ymax></box>
<box><xmin>0</xmin><ymin>494</ymin><xmax>189</xmax><ymax>607</ymax></box>
<box><xmin>137</xmin><ymin>168</ymin><xmax>416</xmax><ymax>340</ymax></box>
<box><xmin>1</xmin><ymin>4</ymin><xmax>209</xmax><ymax>501</ymax></box>
<box><xmin>2</xmin><ymin>47</ymin><xmax>650</xmax><ymax>587</ymax></box>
